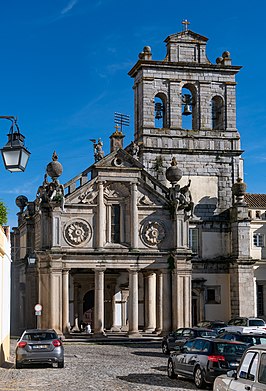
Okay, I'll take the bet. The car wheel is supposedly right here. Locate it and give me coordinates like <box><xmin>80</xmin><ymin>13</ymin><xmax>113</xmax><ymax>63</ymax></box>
<box><xmin>194</xmin><ymin>366</ymin><xmax>206</xmax><ymax>389</ymax></box>
<box><xmin>167</xmin><ymin>359</ymin><xmax>177</xmax><ymax>379</ymax></box>
<box><xmin>15</xmin><ymin>361</ymin><xmax>22</xmax><ymax>369</ymax></box>
<box><xmin>162</xmin><ymin>342</ymin><xmax>170</xmax><ymax>355</ymax></box>
<box><xmin>58</xmin><ymin>360</ymin><xmax>64</xmax><ymax>368</ymax></box>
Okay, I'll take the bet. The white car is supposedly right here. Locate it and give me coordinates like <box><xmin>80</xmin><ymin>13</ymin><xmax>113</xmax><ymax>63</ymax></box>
<box><xmin>219</xmin><ymin>318</ymin><xmax>266</xmax><ymax>335</ymax></box>
<box><xmin>213</xmin><ymin>344</ymin><xmax>266</xmax><ymax>390</ymax></box>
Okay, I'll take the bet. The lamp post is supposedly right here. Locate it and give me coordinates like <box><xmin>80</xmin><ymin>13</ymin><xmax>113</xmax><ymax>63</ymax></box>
<box><xmin>0</xmin><ymin>116</ymin><xmax>30</xmax><ymax>172</ymax></box>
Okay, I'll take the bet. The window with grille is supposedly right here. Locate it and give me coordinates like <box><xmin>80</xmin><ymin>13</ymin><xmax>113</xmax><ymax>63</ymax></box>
<box><xmin>111</xmin><ymin>204</ymin><xmax>120</xmax><ymax>243</ymax></box>
<box><xmin>189</xmin><ymin>228</ymin><xmax>198</xmax><ymax>254</ymax></box>
<box><xmin>253</xmin><ymin>233</ymin><xmax>264</xmax><ymax>247</ymax></box>
<box><xmin>258</xmin><ymin>285</ymin><xmax>264</xmax><ymax>316</ymax></box>
<box><xmin>206</xmin><ymin>286</ymin><xmax>221</xmax><ymax>304</ymax></box>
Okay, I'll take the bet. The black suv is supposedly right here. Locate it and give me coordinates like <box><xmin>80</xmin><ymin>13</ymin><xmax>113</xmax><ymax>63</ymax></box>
<box><xmin>167</xmin><ymin>337</ymin><xmax>247</xmax><ymax>388</ymax></box>
<box><xmin>162</xmin><ymin>327</ymin><xmax>217</xmax><ymax>354</ymax></box>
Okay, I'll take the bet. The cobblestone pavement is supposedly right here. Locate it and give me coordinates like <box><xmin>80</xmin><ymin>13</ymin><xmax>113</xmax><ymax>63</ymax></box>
<box><xmin>0</xmin><ymin>339</ymin><xmax>199</xmax><ymax>391</ymax></box>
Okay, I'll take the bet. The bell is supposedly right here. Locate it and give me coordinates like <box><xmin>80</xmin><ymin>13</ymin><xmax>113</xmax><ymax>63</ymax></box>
<box><xmin>182</xmin><ymin>104</ymin><xmax>192</xmax><ymax>116</ymax></box>
<box><xmin>155</xmin><ymin>102</ymin><xmax>163</xmax><ymax>119</ymax></box>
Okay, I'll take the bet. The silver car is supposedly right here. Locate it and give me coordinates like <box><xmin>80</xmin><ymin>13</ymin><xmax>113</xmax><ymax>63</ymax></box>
<box><xmin>15</xmin><ymin>329</ymin><xmax>64</xmax><ymax>368</ymax></box>
<box><xmin>213</xmin><ymin>344</ymin><xmax>266</xmax><ymax>390</ymax></box>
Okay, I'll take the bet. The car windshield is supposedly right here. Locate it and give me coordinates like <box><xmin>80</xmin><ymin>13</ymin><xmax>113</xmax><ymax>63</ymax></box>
<box><xmin>249</xmin><ymin>319</ymin><xmax>265</xmax><ymax>326</ymax></box>
<box><xmin>215</xmin><ymin>343</ymin><xmax>247</xmax><ymax>355</ymax></box>
<box><xmin>23</xmin><ymin>332</ymin><xmax>57</xmax><ymax>341</ymax></box>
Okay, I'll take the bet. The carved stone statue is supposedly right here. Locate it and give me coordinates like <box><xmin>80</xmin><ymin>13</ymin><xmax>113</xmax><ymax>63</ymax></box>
<box><xmin>169</xmin><ymin>179</ymin><xmax>194</xmax><ymax>219</ymax></box>
<box><xmin>132</xmin><ymin>141</ymin><xmax>139</xmax><ymax>159</ymax></box>
<box><xmin>94</xmin><ymin>138</ymin><xmax>104</xmax><ymax>162</ymax></box>
<box><xmin>36</xmin><ymin>153</ymin><xmax>65</xmax><ymax>211</ymax></box>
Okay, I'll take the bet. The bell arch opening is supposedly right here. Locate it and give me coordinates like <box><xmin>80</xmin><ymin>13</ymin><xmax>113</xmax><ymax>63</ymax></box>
<box><xmin>154</xmin><ymin>93</ymin><xmax>167</xmax><ymax>128</ymax></box>
<box><xmin>211</xmin><ymin>95</ymin><xmax>224</xmax><ymax>130</ymax></box>
<box><xmin>181</xmin><ymin>84</ymin><xmax>198</xmax><ymax>130</ymax></box>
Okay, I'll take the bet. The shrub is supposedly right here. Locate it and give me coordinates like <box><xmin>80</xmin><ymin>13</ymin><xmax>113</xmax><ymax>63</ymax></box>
<box><xmin>0</xmin><ymin>201</ymin><xmax>8</xmax><ymax>226</ymax></box>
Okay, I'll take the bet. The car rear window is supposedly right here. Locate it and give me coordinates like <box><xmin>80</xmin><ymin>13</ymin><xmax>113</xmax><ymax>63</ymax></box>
<box><xmin>215</xmin><ymin>343</ymin><xmax>247</xmax><ymax>355</ymax></box>
<box><xmin>24</xmin><ymin>332</ymin><xmax>57</xmax><ymax>341</ymax></box>
<box><xmin>249</xmin><ymin>319</ymin><xmax>265</xmax><ymax>326</ymax></box>
<box><xmin>199</xmin><ymin>330</ymin><xmax>216</xmax><ymax>337</ymax></box>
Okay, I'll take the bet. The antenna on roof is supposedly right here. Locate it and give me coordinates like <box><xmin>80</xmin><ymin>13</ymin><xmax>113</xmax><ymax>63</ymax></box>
<box><xmin>114</xmin><ymin>112</ymin><xmax>130</xmax><ymax>133</ymax></box>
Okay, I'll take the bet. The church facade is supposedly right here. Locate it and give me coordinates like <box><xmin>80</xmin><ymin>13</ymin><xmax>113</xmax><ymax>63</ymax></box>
<box><xmin>11</xmin><ymin>25</ymin><xmax>263</xmax><ymax>336</ymax></box>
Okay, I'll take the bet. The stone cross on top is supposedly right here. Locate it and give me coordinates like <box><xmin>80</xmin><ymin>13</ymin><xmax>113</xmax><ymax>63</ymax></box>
<box><xmin>182</xmin><ymin>19</ymin><xmax>190</xmax><ymax>32</ymax></box>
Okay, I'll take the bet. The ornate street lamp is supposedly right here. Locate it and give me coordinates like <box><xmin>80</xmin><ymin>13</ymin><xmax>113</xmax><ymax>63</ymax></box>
<box><xmin>0</xmin><ymin>116</ymin><xmax>30</xmax><ymax>172</ymax></box>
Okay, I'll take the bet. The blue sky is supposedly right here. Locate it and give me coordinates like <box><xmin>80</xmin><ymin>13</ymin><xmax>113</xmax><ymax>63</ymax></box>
<box><xmin>0</xmin><ymin>0</ymin><xmax>265</xmax><ymax>228</ymax></box>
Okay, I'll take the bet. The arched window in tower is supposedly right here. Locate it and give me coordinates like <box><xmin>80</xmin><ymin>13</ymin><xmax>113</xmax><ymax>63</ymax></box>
<box><xmin>181</xmin><ymin>85</ymin><xmax>197</xmax><ymax>130</ymax></box>
<box><xmin>154</xmin><ymin>94</ymin><xmax>166</xmax><ymax>128</ymax></box>
<box><xmin>212</xmin><ymin>96</ymin><xmax>224</xmax><ymax>130</ymax></box>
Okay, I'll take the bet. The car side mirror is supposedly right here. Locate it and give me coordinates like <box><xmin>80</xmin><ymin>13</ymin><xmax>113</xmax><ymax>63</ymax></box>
<box><xmin>227</xmin><ymin>370</ymin><xmax>237</xmax><ymax>379</ymax></box>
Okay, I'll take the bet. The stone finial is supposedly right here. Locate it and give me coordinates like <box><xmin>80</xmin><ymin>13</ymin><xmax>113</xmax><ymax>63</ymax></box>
<box><xmin>46</xmin><ymin>151</ymin><xmax>63</xmax><ymax>180</ymax></box>
<box><xmin>110</xmin><ymin>125</ymin><xmax>125</xmax><ymax>152</ymax></box>
<box><xmin>165</xmin><ymin>157</ymin><xmax>182</xmax><ymax>186</ymax></box>
<box><xmin>232</xmin><ymin>177</ymin><xmax>247</xmax><ymax>205</ymax></box>
<box><xmin>216</xmin><ymin>51</ymin><xmax>232</xmax><ymax>66</ymax></box>
<box><xmin>138</xmin><ymin>46</ymin><xmax>152</xmax><ymax>60</ymax></box>
<box><xmin>15</xmin><ymin>195</ymin><xmax>28</xmax><ymax>213</ymax></box>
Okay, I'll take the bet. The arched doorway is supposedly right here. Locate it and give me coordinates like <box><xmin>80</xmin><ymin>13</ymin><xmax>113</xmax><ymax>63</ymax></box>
<box><xmin>83</xmin><ymin>290</ymin><xmax>94</xmax><ymax>329</ymax></box>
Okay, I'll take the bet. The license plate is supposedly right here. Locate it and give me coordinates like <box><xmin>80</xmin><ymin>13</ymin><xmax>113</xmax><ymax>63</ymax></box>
<box><xmin>33</xmin><ymin>345</ymin><xmax>48</xmax><ymax>349</ymax></box>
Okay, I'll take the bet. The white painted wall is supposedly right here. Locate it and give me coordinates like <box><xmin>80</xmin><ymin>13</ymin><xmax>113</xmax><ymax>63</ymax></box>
<box><xmin>193</xmin><ymin>273</ymin><xmax>231</xmax><ymax>322</ymax></box>
<box><xmin>0</xmin><ymin>226</ymin><xmax>11</xmax><ymax>365</ymax></box>
<box><xmin>179</xmin><ymin>176</ymin><xmax>218</xmax><ymax>206</ymax></box>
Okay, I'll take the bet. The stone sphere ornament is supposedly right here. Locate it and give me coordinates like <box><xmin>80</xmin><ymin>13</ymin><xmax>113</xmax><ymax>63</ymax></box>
<box><xmin>46</xmin><ymin>151</ymin><xmax>63</xmax><ymax>180</ymax></box>
<box><xmin>15</xmin><ymin>195</ymin><xmax>28</xmax><ymax>212</ymax></box>
<box><xmin>166</xmin><ymin>157</ymin><xmax>182</xmax><ymax>185</ymax></box>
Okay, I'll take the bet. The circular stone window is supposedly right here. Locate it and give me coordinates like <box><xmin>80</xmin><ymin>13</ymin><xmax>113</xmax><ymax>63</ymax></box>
<box><xmin>112</xmin><ymin>157</ymin><xmax>123</xmax><ymax>167</ymax></box>
<box><xmin>64</xmin><ymin>219</ymin><xmax>91</xmax><ymax>247</ymax></box>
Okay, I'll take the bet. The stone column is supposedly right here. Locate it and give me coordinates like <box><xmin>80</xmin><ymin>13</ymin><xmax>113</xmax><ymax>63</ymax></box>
<box><xmin>110</xmin><ymin>290</ymin><xmax>120</xmax><ymax>332</ymax></box>
<box><xmin>161</xmin><ymin>269</ymin><xmax>172</xmax><ymax>334</ymax></box>
<box><xmin>144</xmin><ymin>272</ymin><xmax>156</xmax><ymax>332</ymax></box>
<box><xmin>128</xmin><ymin>269</ymin><xmax>140</xmax><ymax>336</ymax></box>
<box><xmin>97</xmin><ymin>181</ymin><xmax>105</xmax><ymax>249</ymax></box>
<box><xmin>172</xmin><ymin>259</ymin><xmax>192</xmax><ymax>329</ymax></box>
<box><xmin>49</xmin><ymin>271</ymin><xmax>57</xmax><ymax>330</ymax></box>
<box><xmin>62</xmin><ymin>269</ymin><xmax>69</xmax><ymax>334</ymax></box>
<box><xmin>155</xmin><ymin>271</ymin><xmax>163</xmax><ymax>333</ymax></box>
<box><xmin>131</xmin><ymin>182</ymin><xmax>138</xmax><ymax>250</ymax></box>
<box><xmin>121</xmin><ymin>289</ymin><xmax>129</xmax><ymax>331</ymax></box>
<box><xmin>94</xmin><ymin>268</ymin><xmax>106</xmax><ymax>335</ymax></box>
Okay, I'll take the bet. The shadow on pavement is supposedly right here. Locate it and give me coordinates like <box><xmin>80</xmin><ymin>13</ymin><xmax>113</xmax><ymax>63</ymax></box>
<box><xmin>131</xmin><ymin>350</ymin><xmax>166</xmax><ymax>358</ymax></box>
<box><xmin>117</xmin><ymin>373</ymin><xmax>196</xmax><ymax>389</ymax></box>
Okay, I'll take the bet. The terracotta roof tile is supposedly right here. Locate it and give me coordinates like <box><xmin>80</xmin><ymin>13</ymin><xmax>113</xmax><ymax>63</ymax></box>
<box><xmin>244</xmin><ymin>193</ymin><xmax>266</xmax><ymax>208</ymax></box>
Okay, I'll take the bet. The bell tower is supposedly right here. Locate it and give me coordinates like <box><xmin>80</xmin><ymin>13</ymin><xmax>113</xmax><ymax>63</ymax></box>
<box><xmin>128</xmin><ymin>22</ymin><xmax>243</xmax><ymax>214</ymax></box>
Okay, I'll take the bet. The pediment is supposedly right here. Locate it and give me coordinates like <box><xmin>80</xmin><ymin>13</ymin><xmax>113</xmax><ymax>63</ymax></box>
<box><xmin>165</xmin><ymin>30</ymin><xmax>208</xmax><ymax>43</ymax></box>
<box><xmin>94</xmin><ymin>149</ymin><xmax>144</xmax><ymax>170</ymax></box>
<box><xmin>65</xmin><ymin>149</ymin><xmax>170</xmax><ymax>207</ymax></box>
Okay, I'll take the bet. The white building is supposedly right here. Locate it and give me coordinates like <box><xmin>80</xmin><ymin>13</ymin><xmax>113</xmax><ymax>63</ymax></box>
<box><xmin>0</xmin><ymin>226</ymin><xmax>11</xmax><ymax>364</ymax></box>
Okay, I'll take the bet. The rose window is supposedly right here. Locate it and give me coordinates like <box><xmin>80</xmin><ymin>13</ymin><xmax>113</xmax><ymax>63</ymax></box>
<box><xmin>64</xmin><ymin>220</ymin><xmax>91</xmax><ymax>246</ymax></box>
<box><xmin>142</xmin><ymin>221</ymin><xmax>165</xmax><ymax>247</ymax></box>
